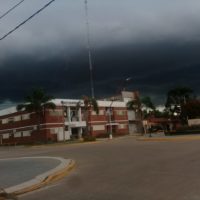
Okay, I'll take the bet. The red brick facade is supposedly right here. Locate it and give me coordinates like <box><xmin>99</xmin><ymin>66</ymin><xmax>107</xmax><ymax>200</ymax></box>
<box><xmin>0</xmin><ymin>102</ymin><xmax>129</xmax><ymax>145</ymax></box>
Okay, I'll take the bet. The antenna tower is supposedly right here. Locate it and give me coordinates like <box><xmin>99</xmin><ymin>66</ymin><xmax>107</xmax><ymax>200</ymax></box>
<box><xmin>84</xmin><ymin>0</ymin><xmax>95</xmax><ymax>98</ymax></box>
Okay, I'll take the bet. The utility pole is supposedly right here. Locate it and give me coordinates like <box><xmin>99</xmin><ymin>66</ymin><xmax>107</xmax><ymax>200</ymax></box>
<box><xmin>107</xmin><ymin>100</ymin><xmax>116</xmax><ymax>139</ymax></box>
<box><xmin>84</xmin><ymin>0</ymin><xmax>95</xmax><ymax>98</ymax></box>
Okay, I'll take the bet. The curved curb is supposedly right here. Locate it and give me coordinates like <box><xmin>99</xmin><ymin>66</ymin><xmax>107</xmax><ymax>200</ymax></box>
<box><xmin>2</xmin><ymin>157</ymin><xmax>75</xmax><ymax>196</ymax></box>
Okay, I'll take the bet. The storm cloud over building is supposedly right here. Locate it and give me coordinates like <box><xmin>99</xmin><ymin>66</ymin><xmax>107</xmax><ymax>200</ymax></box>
<box><xmin>0</xmin><ymin>0</ymin><xmax>200</xmax><ymax>108</ymax></box>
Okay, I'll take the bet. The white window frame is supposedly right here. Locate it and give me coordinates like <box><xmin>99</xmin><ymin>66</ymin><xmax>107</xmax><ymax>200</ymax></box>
<box><xmin>2</xmin><ymin>118</ymin><xmax>8</xmax><ymax>124</ymax></box>
<box><xmin>49</xmin><ymin>110</ymin><xmax>63</xmax><ymax>116</ymax></box>
<box><xmin>118</xmin><ymin>124</ymin><xmax>127</xmax><ymax>129</ymax></box>
<box><xmin>22</xmin><ymin>114</ymin><xmax>30</xmax><ymax>120</ymax></box>
<box><xmin>14</xmin><ymin>132</ymin><xmax>22</xmax><ymax>138</ymax></box>
<box><xmin>2</xmin><ymin>133</ymin><xmax>9</xmax><ymax>139</ymax></box>
<box><xmin>93</xmin><ymin>125</ymin><xmax>105</xmax><ymax>131</ymax></box>
<box><xmin>22</xmin><ymin>130</ymin><xmax>31</xmax><ymax>137</ymax></box>
<box><xmin>14</xmin><ymin>116</ymin><xmax>21</xmax><ymax>122</ymax></box>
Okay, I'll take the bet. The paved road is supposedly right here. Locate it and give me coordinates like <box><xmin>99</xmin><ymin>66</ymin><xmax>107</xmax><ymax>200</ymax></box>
<box><xmin>1</xmin><ymin>137</ymin><xmax>200</xmax><ymax>200</ymax></box>
<box><xmin>0</xmin><ymin>157</ymin><xmax>60</xmax><ymax>188</ymax></box>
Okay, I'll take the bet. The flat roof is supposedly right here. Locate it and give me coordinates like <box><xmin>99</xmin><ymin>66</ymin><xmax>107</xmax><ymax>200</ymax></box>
<box><xmin>0</xmin><ymin>99</ymin><xmax>126</xmax><ymax>116</ymax></box>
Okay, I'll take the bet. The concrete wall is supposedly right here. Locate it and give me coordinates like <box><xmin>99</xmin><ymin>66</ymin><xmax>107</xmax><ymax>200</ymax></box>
<box><xmin>188</xmin><ymin>119</ymin><xmax>200</xmax><ymax>126</ymax></box>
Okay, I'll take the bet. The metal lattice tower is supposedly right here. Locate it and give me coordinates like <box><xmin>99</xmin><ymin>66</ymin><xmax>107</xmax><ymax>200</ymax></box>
<box><xmin>84</xmin><ymin>0</ymin><xmax>95</xmax><ymax>98</ymax></box>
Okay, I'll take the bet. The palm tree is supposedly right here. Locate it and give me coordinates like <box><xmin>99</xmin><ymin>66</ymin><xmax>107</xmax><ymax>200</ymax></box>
<box><xmin>127</xmin><ymin>96</ymin><xmax>155</xmax><ymax>119</ymax></box>
<box><xmin>17</xmin><ymin>88</ymin><xmax>56</xmax><ymax>134</ymax></box>
<box><xmin>79</xmin><ymin>95</ymin><xmax>99</xmax><ymax>136</ymax></box>
<box><xmin>141</xmin><ymin>96</ymin><xmax>155</xmax><ymax>111</ymax></box>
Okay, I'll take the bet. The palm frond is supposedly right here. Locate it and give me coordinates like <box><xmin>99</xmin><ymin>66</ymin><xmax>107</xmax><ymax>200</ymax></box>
<box><xmin>90</xmin><ymin>98</ymin><xmax>99</xmax><ymax>114</ymax></box>
<box><xmin>16</xmin><ymin>104</ymin><xmax>25</xmax><ymax>111</ymax></box>
<box><xmin>44</xmin><ymin>102</ymin><xmax>56</xmax><ymax>110</ymax></box>
<box><xmin>17</xmin><ymin>88</ymin><xmax>55</xmax><ymax>114</ymax></box>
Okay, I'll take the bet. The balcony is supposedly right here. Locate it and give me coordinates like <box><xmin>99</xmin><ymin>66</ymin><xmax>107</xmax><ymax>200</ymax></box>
<box><xmin>64</xmin><ymin>120</ymin><xmax>86</xmax><ymax>128</ymax></box>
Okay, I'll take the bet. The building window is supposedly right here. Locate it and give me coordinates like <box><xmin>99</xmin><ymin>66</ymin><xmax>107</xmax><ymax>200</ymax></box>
<box><xmin>49</xmin><ymin>110</ymin><xmax>63</xmax><ymax>116</ymax></box>
<box><xmin>2</xmin><ymin>118</ymin><xmax>8</xmax><ymax>124</ymax></box>
<box><xmin>116</xmin><ymin>110</ymin><xmax>126</xmax><ymax>116</ymax></box>
<box><xmin>118</xmin><ymin>124</ymin><xmax>127</xmax><ymax>129</ymax></box>
<box><xmin>70</xmin><ymin>109</ymin><xmax>78</xmax><ymax>121</ymax></box>
<box><xmin>8</xmin><ymin>117</ymin><xmax>14</xmax><ymax>124</ymax></box>
<box><xmin>92</xmin><ymin>110</ymin><xmax>104</xmax><ymax>115</ymax></box>
<box><xmin>22</xmin><ymin>114</ymin><xmax>30</xmax><ymax>120</ymax></box>
<box><xmin>2</xmin><ymin>133</ymin><xmax>9</xmax><ymax>139</ymax></box>
<box><xmin>93</xmin><ymin>125</ymin><xmax>105</xmax><ymax>131</ymax></box>
<box><xmin>22</xmin><ymin>130</ymin><xmax>31</xmax><ymax>137</ymax></box>
<box><xmin>50</xmin><ymin>128</ymin><xmax>60</xmax><ymax>134</ymax></box>
<box><xmin>91</xmin><ymin>111</ymin><xmax>97</xmax><ymax>115</ymax></box>
<box><xmin>50</xmin><ymin>129</ymin><xmax>55</xmax><ymax>134</ymax></box>
<box><xmin>14</xmin><ymin>116</ymin><xmax>21</xmax><ymax>122</ymax></box>
<box><xmin>14</xmin><ymin>132</ymin><xmax>22</xmax><ymax>138</ymax></box>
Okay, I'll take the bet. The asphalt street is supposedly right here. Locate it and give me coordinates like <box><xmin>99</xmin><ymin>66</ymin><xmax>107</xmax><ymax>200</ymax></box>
<box><xmin>1</xmin><ymin>137</ymin><xmax>200</xmax><ymax>200</ymax></box>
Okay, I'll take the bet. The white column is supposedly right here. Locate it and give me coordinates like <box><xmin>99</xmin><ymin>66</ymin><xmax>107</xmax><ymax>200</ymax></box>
<box><xmin>78</xmin><ymin>107</ymin><xmax>82</xmax><ymax>122</ymax></box>
<box><xmin>78</xmin><ymin>128</ymin><xmax>83</xmax><ymax>139</ymax></box>
<box><xmin>67</xmin><ymin>107</ymin><xmax>72</xmax><ymax>138</ymax></box>
<box><xmin>67</xmin><ymin>107</ymin><xmax>71</xmax><ymax>122</ymax></box>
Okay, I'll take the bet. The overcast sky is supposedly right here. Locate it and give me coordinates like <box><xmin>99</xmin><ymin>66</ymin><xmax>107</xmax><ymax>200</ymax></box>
<box><xmin>0</xmin><ymin>0</ymin><xmax>200</xmax><ymax>108</ymax></box>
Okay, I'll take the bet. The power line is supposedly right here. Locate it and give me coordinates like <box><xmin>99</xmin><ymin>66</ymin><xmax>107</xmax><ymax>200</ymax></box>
<box><xmin>0</xmin><ymin>0</ymin><xmax>56</xmax><ymax>41</ymax></box>
<box><xmin>0</xmin><ymin>0</ymin><xmax>25</xmax><ymax>21</ymax></box>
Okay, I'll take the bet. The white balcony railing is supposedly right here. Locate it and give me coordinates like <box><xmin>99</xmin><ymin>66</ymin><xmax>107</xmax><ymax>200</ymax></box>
<box><xmin>64</xmin><ymin>121</ymin><xmax>86</xmax><ymax>127</ymax></box>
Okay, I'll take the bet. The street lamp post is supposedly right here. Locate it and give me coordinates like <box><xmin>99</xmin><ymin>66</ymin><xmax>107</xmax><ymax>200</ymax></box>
<box><xmin>107</xmin><ymin>100</ymin><xmax>115</xmax><ymax>140</ymax></box>
<box><xmin>108</xmin><ymin>107</ymin><xmax>113</xmax><ymax>140</ymax></box>
<box><xmin>61</xmin><ymin>101</ymin><xmax>66</xmax><ymax>142</ymax></box>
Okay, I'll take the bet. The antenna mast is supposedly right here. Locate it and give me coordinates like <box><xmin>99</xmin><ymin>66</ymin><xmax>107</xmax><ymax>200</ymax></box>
<box><xmin>84</xmin><ymin>0</ymin><xmax>95</xmax><ymax>98</ymax></box>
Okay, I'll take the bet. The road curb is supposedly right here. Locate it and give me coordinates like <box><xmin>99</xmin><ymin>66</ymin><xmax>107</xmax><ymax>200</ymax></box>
<box><xmin>3</xmin><ymin>157</ymin><xmax>75</xmax><ymax>196</ymax></box>
<box><xmin>137</xmin><ymin>135</ymin><xmax>200</xmax><ymax>142</ymax></box>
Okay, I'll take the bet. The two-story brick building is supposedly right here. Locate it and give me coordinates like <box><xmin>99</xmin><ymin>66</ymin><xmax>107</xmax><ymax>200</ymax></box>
<box><xmin>0</xmin><ymin>99</ymin><xmax>129</xmax><ymax>145</ymax></box>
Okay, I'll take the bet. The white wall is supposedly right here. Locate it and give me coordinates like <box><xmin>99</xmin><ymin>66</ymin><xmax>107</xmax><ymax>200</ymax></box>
<box><xmin>188</xmin><ymin>119</ymin><xmax>200</xmax><ymax>126</ymax></box>
<box><xmin>129</xmin><ymin>124</ymin><xmax>137</xmax><ymax>134</ymax></box>
<box><xmin>128</xmin><ymin>110</ymin><xmax>136</xmax><ymax>121</ymax></box>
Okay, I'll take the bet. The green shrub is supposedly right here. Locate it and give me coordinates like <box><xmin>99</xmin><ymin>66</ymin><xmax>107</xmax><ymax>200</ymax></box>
<box><xmin>83</xmin><ymin>135</ymin><xmax>96</xmax><ymax>142</ymax></box>
<box><xmin>177</xmin><ymin>125</ymin><xmax>200</xmax><ymax>131</ymax></box>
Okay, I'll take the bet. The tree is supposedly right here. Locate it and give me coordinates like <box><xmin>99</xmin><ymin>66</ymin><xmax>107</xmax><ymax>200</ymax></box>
<box><xmin>17</xmin><ymin>88</ymin><xmax>56</xmax><ymax>134</ymax></box>
<box><xmin>141</xmin><ymin>96</ymin><xmax>155</xmax><ymax>111</ymax></box>
<box><xmin>165</xmin><ymin>87</ymin><xmax>194</xmax><ymax>120</ymax></box>
<box><xmin>126</xmin><ymin>98</ymin><xmax>141</xmax><ymax>112</ymax></box>
<box><xmin>182</xmin><ymin>99</ymin><xmax>200</xmax><ymax>119</ymax></box>
<box><xmin>77</xmin><ymin>96</ymin><xmax>99</xmax><ymax>136</ymax></box>
<box><xmin>153</xmin><ymin>109</ymin><xmax>170</xmax><ymax>118</ymax></box>
<box><xmin>141</xmin><ymin>96</ymin><xmax>155</xmax><ymax>119</ymax></box>
<box><xmin>126</xmin><ymin>93</ymin><xmax>142</xmax><ymax>118</ymax></box>
<box><xmin>127</xmin><ymin>96</ymin><xmax>155</xmax><ymax>119</ymax></box>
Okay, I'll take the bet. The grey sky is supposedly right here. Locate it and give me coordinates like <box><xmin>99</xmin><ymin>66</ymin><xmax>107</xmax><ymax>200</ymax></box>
<box><xmin>1</xmin><ymin>0</ymin><xmax>200</xmax><ymax>50</ymax></box>
<box><xmin>0</xmin><ymin>0</ymin><xmax>200</xmax><ymax>108</ymax></box>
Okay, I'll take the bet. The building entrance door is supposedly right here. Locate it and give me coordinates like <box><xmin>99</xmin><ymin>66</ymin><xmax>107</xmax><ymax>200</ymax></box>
<box><xmin>71</xmin><ymin>128</ymin><xmax>79</xmax><ymax>139</ymax></box>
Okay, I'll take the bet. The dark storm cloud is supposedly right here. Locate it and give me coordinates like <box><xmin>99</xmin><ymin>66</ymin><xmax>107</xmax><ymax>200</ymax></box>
<box><xmin>1</xmin><ymin>40</ymin><xmax>200</xmax><ymax>107</ymax></box>
<box><xmin>1</xmin><ymin>0</ymin><xmax>200</xmax><ymax>108</ymax></box>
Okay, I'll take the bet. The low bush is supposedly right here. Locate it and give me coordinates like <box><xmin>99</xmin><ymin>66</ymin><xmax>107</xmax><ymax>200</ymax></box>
<box><xmin>165</xmin><ymin>125</ymin><xmax>200</xmax><ymax>136</ymax></box>
<box><xmin>83</xmin><ymin>135</ymin><xmax>96</xmax><ymax>142</ymax></box>
<box><xmin>176</xmin><ymin>125</ymin><xmax>200</xmax><ymax>131</ymax></box>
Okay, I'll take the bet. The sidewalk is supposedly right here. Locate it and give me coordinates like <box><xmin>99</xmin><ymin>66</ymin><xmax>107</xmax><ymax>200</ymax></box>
<box><xmin>0</xmin><ymin>157</ymin><xmax>75</xmax><ymax>196</ymax></box>
<box><xmin>137</xmin><ymin>133</ymin><xmax>200</xmax><ymax>142</ymax></box>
